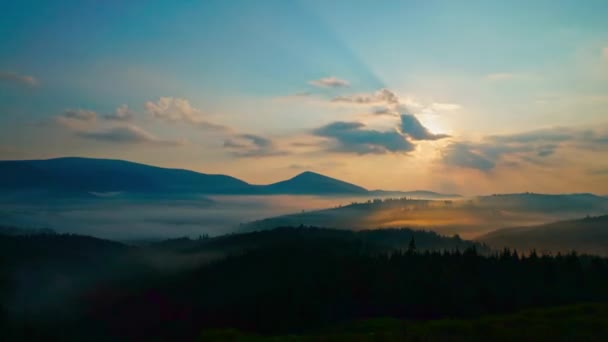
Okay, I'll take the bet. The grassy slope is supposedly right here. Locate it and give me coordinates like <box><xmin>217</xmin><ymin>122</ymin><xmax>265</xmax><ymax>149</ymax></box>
<box><xmin>201</xmin><ymin>303</ymin><xmax>608</xmax><ymax>341</ymax></box>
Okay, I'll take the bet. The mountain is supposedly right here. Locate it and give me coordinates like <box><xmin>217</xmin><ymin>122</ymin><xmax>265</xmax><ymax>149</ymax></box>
<box><xmin>0</xmin><ymin>157</ymin><xmax>455</xmax><ymax>197</ymax></box>
<box><xmin>0</xmin><ymin>157</ymin><xmax>254</xmax><ymax>196</ymax></box>
<box><xmin>263</xmin><ymin>171</ymin><xmax>368</xmax><ymax>195</ymax></box>
<box><xmin>477</xmin><ymin>215</ymin><xmax>608</xmax><ymax>256</ymax></box>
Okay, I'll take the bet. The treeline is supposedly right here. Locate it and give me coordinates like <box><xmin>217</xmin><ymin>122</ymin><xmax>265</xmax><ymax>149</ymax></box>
<box><xmin>86</xmin><ymin>235</ymin><xmax>607</xmax><ymax>339</ymax></box>
<box><xmin>1</xmin><ymin>227</ymin><xmax>607</xmax><ymax>340</ymax></box>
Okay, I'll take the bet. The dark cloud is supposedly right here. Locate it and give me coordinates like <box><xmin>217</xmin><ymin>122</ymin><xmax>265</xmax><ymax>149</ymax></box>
<box><xmin>0</xmin><ymin>71</ymin><xmax>39</xmax><ymax>87</ymax></box>
<box><xmin>399</xmin><ymin>114</ymin><xmax>450</xmax><ymax>140</ymax></box>
<box><xmin>224</xmin><ymin>134</ymin><xmax>288</xmax><ymax>157</ymax></box>
<box><xmin>77</xmin><ymin>125</ymin><xmax>182</xmax><ymax>146</ymax></box>
<box><xmin>313</xmin><ymin>121</ymin><xmax>415</xmax><ymax>154</ymax></box>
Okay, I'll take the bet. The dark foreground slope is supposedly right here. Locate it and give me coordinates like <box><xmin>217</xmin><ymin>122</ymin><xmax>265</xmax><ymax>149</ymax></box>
<box><xmin>201</xmin><ymin>303</ymin><xmax>608</xmax><ymax>341</ymax></box>
<box><xmin>2</xmin><ymin>227</ymin><xmax>608</xmax><ymax>340</ymax></box>
<box><xmin>478</xmin><ymin>215</ymin><xmax>608</xmax><ymax>256</ymax></box>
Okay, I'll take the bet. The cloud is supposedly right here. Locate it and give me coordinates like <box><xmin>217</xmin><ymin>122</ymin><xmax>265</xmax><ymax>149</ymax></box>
<box><xmin>0</xmin><ymin>71</ymin><xmax>39</xmax><ymax>87</ymax></box>
<box><xmin>63</xmin><ymin>109</ymin><xmax>97</xmax><ymax>121</ymax></box>
<box><xmin>77</xmin><ymin>125</ymin><xmax>183</xmax><ymax>146</ymax></box>
<box><xmin>313</xmin><ymin>121</ymin><xmax>415</xmax><ymax>154</ymax></box>
<box><xmin>288</xmin><ymin>161</ymin><xmax>344</xmax><ymax>170</ymax></box>
<box><xmin>431</xmin><ymin>103</ymin><xmax>461</xmax><ymax>112</ymax></box>
<box><xmin>224</xmin><ymin>134</ymin><xmax>288</xmax><ymax>157</ymax></box>
<box><xmin>309</xmin><ymin>76</ymin><xmax>350</xmax><ymax>88</ymax></box>
<box><xmin>442</xmin><ymin>143</ymin><xmax>495</xmax><ymax>171</ymax></box>
<box><xmin>288</xmin><ymin>163</ymin><xmax>312</xmax><ymax>170</ymax></box>
<box><xmin>372</xmin><ymin>107</ymin><xmax>396</xmax><ymax>116</ymax></box>
<box><xmin>145</xmin><ymin>97</ymin><xmax>229</xmax><ymax>131</ymax></box>
<box><xmin>332</xmin><ymin>88</ymin><xmax>399</xmax><ymax>105</ymax></box>
<box><xmin>399</xmin><ymin>114</ymin><xmax>450</xmax><ymax>140</ymax></box>
<box><xmin>103</xmin><ymin>104</ymin><xmax>134</xmax><ymax>121</ymax></box>
<box><xmin>55</xmin><ymin>109</ymin><xmax>97</xmax><ymax>129</ymax></box>
<box><xmin>441</xmin><ymin>126</ymin><xmax>608</xmax><ymax>171</ymax></box>
<box><xmin>603</xmin><ymin>47</ymin><xmax>608</xmax><ymax>60</ymax></box>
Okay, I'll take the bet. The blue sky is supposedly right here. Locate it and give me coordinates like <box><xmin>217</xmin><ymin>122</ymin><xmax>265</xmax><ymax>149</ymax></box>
<box><xmin>1</xmin><ymin>0</ymin><xmax>608</xmax><ymax>194</ymax></box>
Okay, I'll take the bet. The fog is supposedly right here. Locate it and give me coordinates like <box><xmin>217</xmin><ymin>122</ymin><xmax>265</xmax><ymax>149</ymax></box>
<box><xmin>0</xmin><ymin>195</ymin><xmax>365</xmax><ymax>241</ymax></box>
<box><xmin>2</xmin><ymin>193</ymin><xmax>606</xmax><ymax>241</ymax></box>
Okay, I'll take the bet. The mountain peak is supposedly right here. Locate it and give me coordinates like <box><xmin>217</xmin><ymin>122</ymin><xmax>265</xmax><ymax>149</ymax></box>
<box><xmin>267</xmin><ymin>171</ymin><xmax>367</xmax><ymax>194</ymax></box>
<box><xmin>293</xmin><ymin>171</ymin><xmax>325</xmax><ymax>178</ymax></box>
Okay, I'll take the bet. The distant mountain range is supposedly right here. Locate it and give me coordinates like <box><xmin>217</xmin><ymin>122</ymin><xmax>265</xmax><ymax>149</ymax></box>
<box><xmin>0</xmin><ymin>157</ymin><xmax>459</xmax><ymax>198</ymax></box>
<box><xmin>477</xmin><ymin>215</ymin><xmax>608</xmax><ymax>256</ymax></box>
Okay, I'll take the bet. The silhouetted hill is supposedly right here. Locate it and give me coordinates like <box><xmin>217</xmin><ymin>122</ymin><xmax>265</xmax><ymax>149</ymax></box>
<box><xmin>0</xmin><ymin>157</ymin><xmax>252</xmax><ymax>195</ymax></box>
<box><xmin>0</xmin><ymin>157</ymin><xmax>458</xmax><ymax>197</ymax></box>
<box><xmin>477</xmin><ymin>215</ymin><xmax>608</xmax><ymax>256</ymax></box>
<box><xmin>263</xmin><ymin>171</ymin><xmax>368</xmax><ymax>195</ymax></box>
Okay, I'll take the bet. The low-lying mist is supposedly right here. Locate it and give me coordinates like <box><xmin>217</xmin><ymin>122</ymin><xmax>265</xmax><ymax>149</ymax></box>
<box><xmin>0</xmin><ymin>195</ymin><xmax>367</xmax><ymax>240</ymax></box>
<box><xmin>2</xmin><ymin>193</ymin><xmax>606</xmax><ymax>241</ymax></box>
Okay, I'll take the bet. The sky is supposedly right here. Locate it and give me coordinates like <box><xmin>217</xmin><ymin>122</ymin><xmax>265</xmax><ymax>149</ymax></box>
<box><xmin>1</xmin><ymin>0</ymin><xmax>608</xmax><ymax>195</ymax></box>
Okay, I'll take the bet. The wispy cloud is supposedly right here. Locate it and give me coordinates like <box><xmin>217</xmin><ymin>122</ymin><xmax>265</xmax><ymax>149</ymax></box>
<box><xmin>224</xmin><ymin>134</ymin><xmax>288</xmax><ymax>157</ymax></box>
<box><xmin>103</xmin><ymin>104</ymin><xmax>134</xmax><ymax>121</ymax></box>
<box><xmin>309</xmin><ymin>76</ymin><xmax>350</xmax><ymax>88</ymax></box>
<box><xmin>63</xmin><ymin>109</ymin><xmax>97</xmax><ymax>121</ymax></box>
<box><xmin>77</xmin><ymin>125</ymin><xmax>184</xmax><ymax>146</ymax></box>
<box><xmin>430</xmin><ymin>103</ymin><xmax>461</xmax><ymax>112</ymax></box>
<box><xmin>145</xmin><ymin>97</ymin><xmax>229</xmax><ymax>131</ymax></box>
<box><xmin>55</xmin><ymin>109</ymin><xmax>98</xmax><ymax>129</ymax></box>
<box><xmin>603</xmin><ymin>47</ymin><xmax>608</xmax><ymax>60</ymax></box>
<box><xmin>441</xmin><ymin>126</ymin><xmax>608</xmax><ymax>172</ymax></box>
<box><xmin>331</xmin><ymin>88</ymin><xmax>399</xmax><ymax>105</ymax></box>
<box><xmin>0</xmin><ymin>71</ymin><xmax>39</xmax><ymax>87</ymax></box>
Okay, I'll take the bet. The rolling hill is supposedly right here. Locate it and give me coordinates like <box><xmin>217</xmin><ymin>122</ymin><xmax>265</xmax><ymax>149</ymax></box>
<box><xmin>477</xmin><ymin>215</ymin><xmax>608</xmax><ymax>256</ymax></box>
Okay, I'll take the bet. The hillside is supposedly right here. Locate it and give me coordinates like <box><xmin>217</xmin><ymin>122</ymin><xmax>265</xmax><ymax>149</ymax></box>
<box><xmin>477</xmin><ymin>215</ymin><xmax>608</xmax><ymax>256</ymax></box>
<box><xmin>0</xmin><ymin>157</ymin><xmax>253</xmax><ymax>195</ymax></box>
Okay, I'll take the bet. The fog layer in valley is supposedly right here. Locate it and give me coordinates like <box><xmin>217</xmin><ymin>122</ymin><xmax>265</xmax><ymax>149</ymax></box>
<box><xmin>0</xmin><ymin>195</ymin><xmax>368</xmax><ymax>240</ymax></box>
<box><xmin>3</xmin><ymin>193</ymin><xmax>606</xmax><ymax>241</ymax></box>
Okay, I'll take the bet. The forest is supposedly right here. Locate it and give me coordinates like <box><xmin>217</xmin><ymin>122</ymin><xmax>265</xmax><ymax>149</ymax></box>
<box><xmin>1</xmin><ymin>226</ymin><xmax>607</xmax><ymax>340</ymax></box>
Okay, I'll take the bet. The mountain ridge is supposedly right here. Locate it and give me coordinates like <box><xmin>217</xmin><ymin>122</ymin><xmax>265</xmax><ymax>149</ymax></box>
<box><xmin>0</xmin><ymin>157</ymin><xmax>457</xmax><ymax>197</ymax></box>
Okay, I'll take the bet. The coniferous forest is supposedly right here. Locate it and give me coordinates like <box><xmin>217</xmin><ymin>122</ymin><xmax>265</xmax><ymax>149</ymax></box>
<box><xmin>1</xmin><ymin>226</ymin><xmax>608</xmax><ymax>340</ymax></box>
